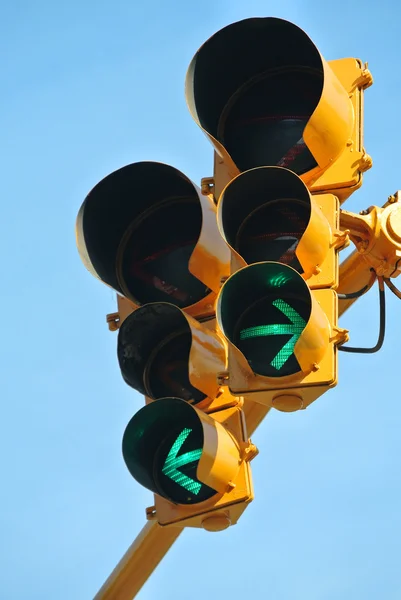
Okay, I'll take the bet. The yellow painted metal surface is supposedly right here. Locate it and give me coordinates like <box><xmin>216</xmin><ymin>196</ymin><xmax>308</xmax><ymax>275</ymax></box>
<box><xmin>293</xmin><ymin>292</ymin><xmax>332</xmax><ymax>372</ymax></box>
<box><xmin>296</xmin><ymin>193</ymin><xmax>336</xmax><ymax>284</ymax></box>
<box><xmin>303</xmin><ymin>58</ymin><xmax>354</xmax><ymax>185</ymax></box>
<box><xmin>310</xmin><ymin>58</ymin><xmax>373</xmax><ymax>201</ymax></box>
<box><xmin>197</xmin><ymin>407</ymin><xmax>242</xmax><ymax>494</ymax></box>
<box><xmin>188</xmin><ymin>187</ymin><xmax>231</xmax><ymax>295</ymax></box>
<box><xmin>213</xmin><ymin>152</ymin><xmax>233</xmax><ymax>201</ymax></box>
<box><xmin>179</xmin><ymin>312</ymin><xmax>227</xmax><ymax>403</ymax></box>
<box><xmin>298</xmin><ymin>193</ymin><xmax>344</xmax><ymax>288</ymax></box>
<box><xmin>340</xmin><ymin>199</ymin><xmax>401</xmax><ymax>278</ymax></box>
<box><xmin>93</xmin><ymin>521</ymin><xmax>183</xmax><ymax>600</ymax></box>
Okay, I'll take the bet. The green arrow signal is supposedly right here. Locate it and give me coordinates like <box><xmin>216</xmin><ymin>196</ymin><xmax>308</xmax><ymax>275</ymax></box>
<box><xmin>162</xmin><ymin>428</ymin><xmax>203</xmax><ymax>495</ymax></box>
<box><xmin>239</xmin><ymin>299</ymin><xmax>306</xmax><ymax>370</ymax></box>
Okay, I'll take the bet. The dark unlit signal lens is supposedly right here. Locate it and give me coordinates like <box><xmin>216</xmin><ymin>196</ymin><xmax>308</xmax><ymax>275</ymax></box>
<box><xmin>235</xmin><ymin>198</ymin><xmax>309</xmax><ymax>272</ymax></box>
<box><xmin>144</xmin><ymin>330</ymin><xmax>206</xmax><ymax>404</ymax></box>
<box><xmin>118</xmin><ymin>198</ymin><xmax>210</xmax><ymax>308</ymax></box>
<box><xmin>220</xmin><ymin>69</ymin><xmax>322</xmax><ymax>173</ymax></box>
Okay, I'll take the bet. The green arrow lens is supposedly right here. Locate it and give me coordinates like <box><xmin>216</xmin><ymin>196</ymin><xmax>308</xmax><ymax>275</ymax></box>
<box><xmin>123</xmin><ymin>398</ymin><xmax>217</xmax><ymax>505</ymax></box>
<box><xmin>154</xmin><ymin>425</ymin><xmax>216</xmax><ymax>503</ymax></box>
<box><xmin>218</xmin><ymin>262</ymin><xmax>311</xmax><ymax>377</ymax></box>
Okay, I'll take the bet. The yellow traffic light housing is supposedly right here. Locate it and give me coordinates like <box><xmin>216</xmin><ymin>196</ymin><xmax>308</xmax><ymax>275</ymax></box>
<box><xmin>76</xmin><ymin>161</ymin><xmax>230</xmax><ymax>321</ymax></box>
<box><xmin>186</xmin><ymin>17</ymin><xmax>372</xmax><ymax>201</ymax></box>
<box><xmin>214</xmin><ymin>166</ymin><xmax>347</xmax><ymax>411</ymax></box>
<box><xmin>76</xmin><ymin>160</ymin><xmax>259</xmax><ymax>531</ymax></box>
<box><xmin>123</xmin><ymin>398</ymin><xmax>257</xmax><ymax>530</ymax></box>
<box><xmin>217</xmin><ymin>262</ymin><xmax>345</xmax><ymax>411</ymax></box>
<box><xmin>117</xmin><ymin>304</ymin><xmax>258</xmax><ymax>529</ymax></box>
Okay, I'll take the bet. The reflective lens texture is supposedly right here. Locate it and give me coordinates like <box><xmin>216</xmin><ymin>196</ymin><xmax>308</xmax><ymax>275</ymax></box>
<box><xmin>118</xmin><ymin>198</ymin><xmax>209</xmax><ymax>308</ymax></box>
<box><xmin>234</xmin><ymin>293</ymin><xmax>309</xmax><ymax>377</ymax></box>
<box><xmin>154</xmin><ymin>425</ymin><xmax>216</xmax><ymax>504</ymax></box>
<box><xmin>235</xmin><ymin>198</ymin><xmax>309</xmax><ymax>272</ymax></box>
<box><xmin>221</xmin><ymin>69</ymin><xmax>322</xmax><ymax>174</ymax></box>
<box><xmin>144</xmin><ymin>330</ymin><xmax>206</xmax><ymax>404</ymax></box>
<box><xmin>123</xmin><ymin>398</ymin><xmax>218</xmax><ymax>505</ymax></box>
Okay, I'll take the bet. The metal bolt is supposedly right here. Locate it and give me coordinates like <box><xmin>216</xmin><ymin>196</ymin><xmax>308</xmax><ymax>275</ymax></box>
<box><xmin>201</xmin><ymin>177</ymin><xmax>215</xmax><ymax>196</ymax></box>
<box><xmin>360</xmin><ymin>152</ymin><xmax>373</xmax><ymax>171</ymax></box>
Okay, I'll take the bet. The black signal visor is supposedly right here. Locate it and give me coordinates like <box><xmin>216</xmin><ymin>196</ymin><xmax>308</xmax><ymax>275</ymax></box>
<box><xmin>219</xmin><ymin>167</ymin><xmax>312</xmax><ymax>274</ymax></box>
<box><xmin>117</xmin><ymin>303</ymin><xmax>206</xmax><ymax>404</ymax></box>
<box><xmin>76</xmin><ymin>162</ymin><xmax>209</xmax><ymax>309</ymax></box>
<box><xmin>187</xmin><ymin>18</ymin><xmax>323</xmax><ymax>174</ymax></box>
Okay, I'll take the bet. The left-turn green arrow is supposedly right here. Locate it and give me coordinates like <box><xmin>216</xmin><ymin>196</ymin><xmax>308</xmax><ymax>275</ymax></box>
<box><xmin>162</xmin><ymin>428</ymin><xmax>202</xmax><ymax>495</ymax></box>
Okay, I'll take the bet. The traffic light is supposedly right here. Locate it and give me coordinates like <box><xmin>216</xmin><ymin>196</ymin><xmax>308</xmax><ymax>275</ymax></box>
<box><xmin>186</xmin><ymin>16</ymin><xmax>372</xmax><ymax>201</ymax></box>
<box><xmin>76</xmin><ymin>13</ymin><xmax>376</xmax><ymax>538</ymax></box>
<box><xmin>214</xmin><ymin>167</ymin><xmax>348</xmax><ymax>412</ymax></box>
<box><xmin>76</xmin><ymin>160</ymin><xmax>230</xmax><ymax>321</ymax></box>
<box><xmin>76</xmin><ymin>160</ymin><xmax>257</xmax><ymax>530</ymax></box>
<box><xmin>77</xmin><ymin>16</ymin><xmax>391</xmax><ymax>597</ymax></box>
<box><xmin>116</xmin><ymin>303</ymin><xmax>257</xmax><ymax>529</ymax></box>
<box><xmin>184</xmin><ymin>17</ymin><xmax>370</xmax><ymax>411</ymax></box>
<box><xmin>117</xmin><ymin>302</ymin><xmax>227</xmax><ymax>412</ymax></box>
<box><xmin>217</xmin><ymin>166</ymin><xmax>343</xmax><ymax>286</ymax></box>
<box><xmin>122</xmin><ymin>397</ymin><xmax>257</xmax><ymax>530</ymax></box>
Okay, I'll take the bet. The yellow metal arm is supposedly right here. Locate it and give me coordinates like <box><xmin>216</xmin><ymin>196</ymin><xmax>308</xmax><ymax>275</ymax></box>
<box><xmin>94</xmin><ymin>521</ymin><xmax>183</xmax><ymax>600</ymax></box>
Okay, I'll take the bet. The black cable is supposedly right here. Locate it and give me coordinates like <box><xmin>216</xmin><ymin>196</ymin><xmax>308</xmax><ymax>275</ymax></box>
<box><xmin>338</xmin><ymin>270</ymin><xmax>376</xmax><ymax>300</ymax></box>
<box><xmin>384</xmin><ymin>277</ymin><xmax>401</xmax><ymax>300</ymax></box>
<box><xmin>338</xmin><ymin>276</ymin><xmax>385</xmax><ymax>354</ymax></box>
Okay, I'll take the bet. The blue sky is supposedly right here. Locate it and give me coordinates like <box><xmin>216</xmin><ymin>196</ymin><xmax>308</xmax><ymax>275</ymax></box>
<box><xmin>2</xmin><ymin>1</ymin><xmax>401</xmax><ymax>598</ymax></box>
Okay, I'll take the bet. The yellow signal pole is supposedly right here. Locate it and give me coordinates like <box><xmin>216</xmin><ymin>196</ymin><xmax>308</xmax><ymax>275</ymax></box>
<box><xmin>94</xmin><ymin>521</ymin><xmax>183</xmax><ymax>600</ymax></box>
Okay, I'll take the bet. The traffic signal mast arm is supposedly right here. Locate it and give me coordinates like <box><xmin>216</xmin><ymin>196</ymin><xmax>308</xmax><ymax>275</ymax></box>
<box><xmin>340</xmin><ymin>192</ymin><xmax>401</xmax><ymax>279</ymax></box>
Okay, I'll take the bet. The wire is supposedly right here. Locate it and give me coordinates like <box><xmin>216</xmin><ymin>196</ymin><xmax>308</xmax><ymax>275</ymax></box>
<box><xmin>338</xmin><ymin>276</ymin><xmax>385</xmax><ymax>354</ymax></box>
<box><xmin>384</xmin><ymin>277</ymin><xmax>401</xmax><ymax>300</ymax></box>
<box><xmin>337</xmin><ymin>270</ymin><xmax>377</xmax><ymax>300</ymax></box>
